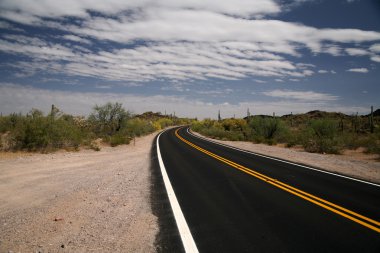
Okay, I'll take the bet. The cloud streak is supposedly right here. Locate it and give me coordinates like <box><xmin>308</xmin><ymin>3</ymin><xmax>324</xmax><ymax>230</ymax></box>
<box><xmin>0</xmin><ymin>0</ymin><xmax>379</xmax><ymax>82</ymax></box>
<box><xmin>262</xmin><ymin>89</ymin><xmax>339</xmax><ymax>101</ymax></box>
<box><xmin>346</xmin><ymin>68</ymin><xmax>369</xmax><ymax>73</ymax></box>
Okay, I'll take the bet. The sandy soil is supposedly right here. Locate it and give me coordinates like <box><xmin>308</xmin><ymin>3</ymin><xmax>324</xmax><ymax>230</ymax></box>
<box><xmin>191</xmin><ymin>131</ymin><xmax>380</xmax><ymax>184</ymax></box>
<box><xmin>0</xmin><ymin>133</ymin><xmax>158</xmax><ymax>253</ymax></box>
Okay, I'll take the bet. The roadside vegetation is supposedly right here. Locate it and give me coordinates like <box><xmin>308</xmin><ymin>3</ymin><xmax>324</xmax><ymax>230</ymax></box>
<box><xmin>191</xmin><ymin>110</ymin><xmax>380</xmax><ymax>156</ymax></box>
<box><xmin>0</xmin><ymin>103</ymin><xmax>192</xmax><ymax>152</ymax></box>
<box><xmin>1</xmin><ymin>104</ymin><xmax>378</xmax><ymax>157</ymax></box>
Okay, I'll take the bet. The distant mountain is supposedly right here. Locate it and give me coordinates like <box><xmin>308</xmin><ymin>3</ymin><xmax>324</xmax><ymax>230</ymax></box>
<box><xmin>135</xmin><ymin>111</ymin><xmax>175</xmax><ymax>120</ymax></box>
<box><xmin>244</xmin><ymin>109</ymin><xmax>379</xmax><ymax>121</ymax></box>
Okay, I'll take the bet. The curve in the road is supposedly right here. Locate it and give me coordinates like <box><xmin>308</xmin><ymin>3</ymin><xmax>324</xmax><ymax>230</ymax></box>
<box><xmin>156</xmin><ymin>127</ymin><xmax>380</xmax><ymax>252</ymax></box>
<box><xmin>175</xmin><ymin>128</ymin><xmax>380</xmax><ymax>233</ymax></box>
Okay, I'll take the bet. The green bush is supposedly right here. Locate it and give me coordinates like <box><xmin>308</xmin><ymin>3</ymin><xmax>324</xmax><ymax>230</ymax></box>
<box><xmin>156</xmin><ymin>118</ymin><xmax>174</xmax><ymax>129</ymax></box>
<box><xmin>359</xmin><ymin>131</ymin><xmax>380</xmax><ymax>156</ymax></box>
<box><xmin>109</xmin><ymin>133</ymin><xmax>130</xmax><ymax>147</ymax></box>
<box><xmin>11</xmin><ymin>110</ymin><xmax>83</xmax><ymax>151</ymax></box>
<box><xmin>125</xmin><ymin>118</ymin><xmax>155</xmax><ymax>137</ymax></box>
<box><xmin>248</xmin><ymin>117</ymin><xmax>288</xmax><ymax>144</ymax></box>
<box><xmin>302</xmin><ymin>119</ymin><xmax>342</xmax><ymax>154</ymax></box>
<box><xmin>191</xmin><ymin>119</ymin><xmax>246</xmax><ymax>141</ymax></box>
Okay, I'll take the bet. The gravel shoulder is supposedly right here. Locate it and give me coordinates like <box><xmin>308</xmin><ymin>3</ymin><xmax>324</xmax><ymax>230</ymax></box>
<box><xmin>0</xmin><ymin>132</ymin><xmax>159</xmax><ymax>253</ymax></box>
<box><xmin>191</xmin><ymin>131</ymin><xmax>380</xmax><ymax>184</ymax></box>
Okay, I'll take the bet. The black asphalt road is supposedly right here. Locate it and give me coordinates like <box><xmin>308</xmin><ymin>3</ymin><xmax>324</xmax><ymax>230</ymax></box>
<box><xmin>156</xmin><ymin>127</ymin><xmax>380</xmax><ymax>252</ymax></box>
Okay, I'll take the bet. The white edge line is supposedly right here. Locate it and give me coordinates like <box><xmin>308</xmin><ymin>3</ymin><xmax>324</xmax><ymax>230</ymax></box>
<box><xmin>157</xmin><ymin>130</ymin><xmax>199</xmax><ymax>253</ymax></box>
<box><xmin>187</xmin><ymin>128</ymin><xmax>380</xmax><ymax>188</ymax></box>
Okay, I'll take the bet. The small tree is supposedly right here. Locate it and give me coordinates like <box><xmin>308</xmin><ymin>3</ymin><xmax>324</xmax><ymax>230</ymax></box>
<box><xmin>88</xmin><ymin>102</ymin><xmax>130</xmax><ymax>136</ymax></box>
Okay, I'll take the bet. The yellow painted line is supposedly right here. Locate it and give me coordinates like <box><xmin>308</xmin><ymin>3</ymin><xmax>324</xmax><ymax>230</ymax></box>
<box><xmin>175</xmin><ymin>128</ymin><xmax>380</xmax><ymax>233</ymax></box>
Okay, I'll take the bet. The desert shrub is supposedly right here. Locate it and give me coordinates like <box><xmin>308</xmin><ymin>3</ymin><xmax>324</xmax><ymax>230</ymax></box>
<box><xmin>358</xmin><ymin>130</ymin><xmax>380</xmax><ymax>156</ymax></box>
<box><xmin>125</xmin><ymin>118</ymin><xmax>155</xmax><ymax>137</ymax></box>
<box><xmin>11</xmin><ymin>110</ymin><xmax>50</xmax><ymax>150</ymax></box>
<box><xmin>282</xmin><ymin>128</ymin><xmax>300</xmax><ymax>147</ymax></box>
<box><xmin>302</xmin><ymin>119</ymin><xmax>342</xmax><ymax>154</ymax></box>
<box><xmin>0</xmin><ymin>113</ymin><xmax>24</xmax><ymax>133</ymax></box>
<box><xmin>191</xmin><ymin>121</ymin><xmax>204</xmax><ymax>132</ymax></box>
<box><xmin>221</xmin><ymin>118</ymin><xmax>247</xmax><ymax>132</ymax></box>
<box><xmin>156</xmin><ymin>118</ymin><xmax>174</xmax><ymax>129</ymax></box>
<box><xmin>109</xmin><ymin>133</ymin><xmax>130</xmax><ymax>147</ymax></box>
<box><xmin>151</xmin><ymin>121</ymin><xmax>162</xmax><ymax>131</ymax></box>
<box><xmin>191</xmin><ymin>119</ymin><xmax>246</xmax><ymax>141</ymax></box>
<box><xmin>248</xmin><ymin>117</ymin><xmax>288</xmax><ymax>144</ymax></box>
<box><xmin>5</xmin><ymin>108</ymin><xmax>86</xmax><ymax>151</ymax></box>
<box><xmin>365</xmin><ymin>140</ymin><xmax>380</xmax><ymax>155</ymax></box>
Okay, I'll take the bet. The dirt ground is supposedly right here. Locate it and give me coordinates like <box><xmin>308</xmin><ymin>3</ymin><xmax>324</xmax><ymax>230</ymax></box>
<box><xmin>0</xmin><ymin>133</ymin><xmax>158</xmax><ymax>253</ymax></box>
<box><xmin>191</xmin><ymin>131</ymin><xmax>380</xmax><ymax>184</ymax></box>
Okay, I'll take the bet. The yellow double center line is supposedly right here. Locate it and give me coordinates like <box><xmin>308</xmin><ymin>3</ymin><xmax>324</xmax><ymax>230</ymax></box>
<box><xmin>175</xmin><ymin>128</ymin><xmax>380</xmax><ymax>233</ymax></box>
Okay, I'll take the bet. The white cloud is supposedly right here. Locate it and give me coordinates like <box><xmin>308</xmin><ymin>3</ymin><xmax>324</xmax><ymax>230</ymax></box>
<box><xmin>196</xmin><ymin>88</ymin><xmax>233</xmax><ymax>96</ymax></box>
<box><xmin>346</xmin><ymin>68</ymin><xmax>369</xmax><ymax>73</ymax></box>
<box><xmin>1</xmin><ymin>2</ymin><xmax>379</xmax><ymax>50</ymax></box>
<box><xmin>95</xmin><ymin>85</ymin><xmax>112</xmax><ymax>89</ymax></box>
<box><xmin>60</xmin><ymin>12</ymin><xmax>380</xmax><ymax>55</ymax></box>
<box><xmin>0</xmin><ymin>0</ymin><xmax>281</xmax><ymax>21</ymax></box>
<box><xmin>345</xmin><ymin>48</ymin><xmax>369</xmax><ymax>56</ymax></box>
<box><xmin>0</xmin><ymin>38</ymin><xmax>316</xmax><ymax>81</ymax></box>
<box><xmin>0</xmin><ymin>0</ymin><xmax>379</xmax><ymax>83</ymax></box>
<box><xmin>318</xmin><ymin>69</ymin><xmax>336</xmax><ymax>74</ymax></box>
<box><xmin>62</xmin><ymin>34</ymin><xmax>92</xmax><ymax>45</ymax></box>
<box><xmin>322</xmin><ymin>45</ymin><xmax>341</xmax><ymax>56</ymax></box>
<box><xmin>262</xmin><ymin>89</ymin><xmax>339</xmax><ymax>101</ymax></box>
<box><xmin>370</xmin><ymin>55</ymin><xmax>380</xmax><ymax>63</ymax></box>
<box><xmin>369</xmin><ymin>43</ymin><xmax>380</xmax><ymax>53</ymax></box>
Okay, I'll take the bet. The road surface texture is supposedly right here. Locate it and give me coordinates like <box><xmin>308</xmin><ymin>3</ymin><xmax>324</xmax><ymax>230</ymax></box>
<box><xmin>155</xmin><ymin>127</ymin><xmax>380</xmax><ymax>253</ymax></box>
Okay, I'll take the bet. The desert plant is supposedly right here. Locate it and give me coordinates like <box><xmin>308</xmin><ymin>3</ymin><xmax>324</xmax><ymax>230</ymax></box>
<box><xmin>109</xmin><ymin>133</ymin><xmax>130</xmax><ymax>147</ymax></box>
<box><xmin>248</xmin><ymin>117</ymin><xmax>288</xmax><ymax>144</ymax></box>
<box><xmin>302</xmin><ymin>119</ymin><xmax>342</xmax><ymax>154</ymax></box>
<box><xmin>88</xmin><ymin>102</ymin><xmax>130</xmax><ymax>136</ymax></box>
<box><xmin>125</xmin><ymin>118</ymin><xmax>155</xmax><ymax>137</ymax></box>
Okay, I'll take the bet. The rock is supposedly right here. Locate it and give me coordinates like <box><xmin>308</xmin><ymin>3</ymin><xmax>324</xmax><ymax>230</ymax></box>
<box><xmin>61</xmin><ymin>244</ymin><xmax>65</xmax><ymax>248</ymax></box>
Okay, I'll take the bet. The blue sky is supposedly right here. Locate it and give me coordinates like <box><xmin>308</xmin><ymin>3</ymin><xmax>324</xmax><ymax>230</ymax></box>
<box><xmin>0</xmin><ymin>0</ymin><xmax>379</xmax><ymax>118</ymax></box>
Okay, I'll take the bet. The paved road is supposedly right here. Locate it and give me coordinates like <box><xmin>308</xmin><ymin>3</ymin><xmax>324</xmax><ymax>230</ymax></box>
<box><xmin>156</xmin><ymin>127</ymin><xmax>380</xmax><ymax>252</ymax></box>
